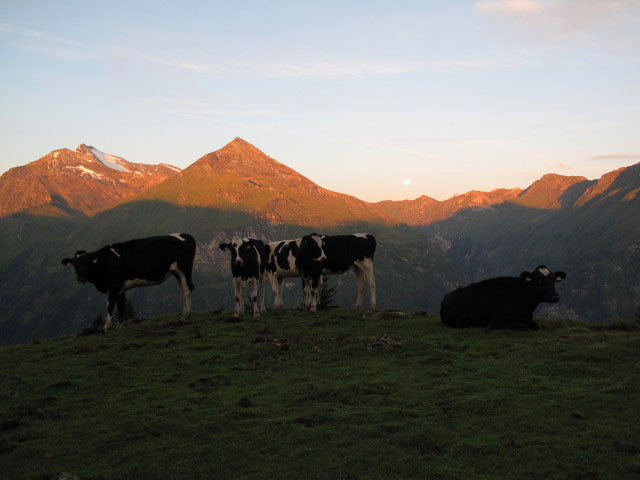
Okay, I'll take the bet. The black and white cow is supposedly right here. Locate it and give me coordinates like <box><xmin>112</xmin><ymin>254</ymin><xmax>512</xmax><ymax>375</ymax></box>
<box><xmin>264</xmin><ymin>238</ymin><xmax>305</xmax><ymax>309</ymax></box>
<box><xmin>296</xmin><ymin>233</ymin><xmax>377</xmax><ymax>312</ymax></box>
<box><xmin>219</xmin><ymin>237</ymin><xmax>267</xmax><ymax>318</ymax></box>
<box><xmin>440</xmin><ymin>265</ymin><xmax>567</xmax><ymax>330</ymax></box>
<box><xmin>61</xmin><ymin>233</ymin><xmax>196</xmax><ymax>330</ymax></box>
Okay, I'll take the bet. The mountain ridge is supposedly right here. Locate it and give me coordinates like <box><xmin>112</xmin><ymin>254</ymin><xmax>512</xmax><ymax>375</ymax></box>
<box><xmin>1</xmin><ymin>137</ymin><xmax>638</xmax><ymax>227</ymax></box>
<box><xmin>0</xmin><ymin>145</ymin><xmax>181</xmax><ymax>217</ymax></box>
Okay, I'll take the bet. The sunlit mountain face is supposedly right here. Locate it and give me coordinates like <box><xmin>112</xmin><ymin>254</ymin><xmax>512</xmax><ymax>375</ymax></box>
<box><xmin>0</xmin><ymin>144</ymin><xmax>181</xmax><ymax>218</ymax></box>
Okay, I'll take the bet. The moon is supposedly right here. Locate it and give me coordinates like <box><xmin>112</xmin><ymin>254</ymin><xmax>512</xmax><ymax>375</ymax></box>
<box><xmin>403</xmin><ymin>178</ymin><xmax>411</xmax><ymax>186</ymax></box>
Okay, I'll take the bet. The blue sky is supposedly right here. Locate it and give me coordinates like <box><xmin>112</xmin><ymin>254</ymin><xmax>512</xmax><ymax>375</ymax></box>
<box><xmin>1</xmin><ymin>0</ymin><xmax>639</xmax><ymax>201</ymax></box>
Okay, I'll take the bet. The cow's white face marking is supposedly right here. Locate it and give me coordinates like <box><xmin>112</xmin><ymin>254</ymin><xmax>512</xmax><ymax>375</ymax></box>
<box><xmin>110</xmin><ymin>247</ymin><xmax>120</xmax><ymax>258</ymax></box>
<box><xmin>354</xmin><ymin>233</ymin><xmax>369</xmax><ymax>238</ymax></box>
<box><xmin>231</xmin><ymin>237</ymin><xmax>243</xmax><ymax>263</ymax></box>
<box><xmin>170</xmin><ymin>233</ymin><xmax>185</xmax><ymax>241</ymax></box>
<box><xmin>312</xmin><ymin>235</ymin><xmax>326</xmax><ymax>261</ymax></box>
<box><xmin>537</xmin><ymin>267</ymin><xmax>550</xmax><ymax>276</ymax></box>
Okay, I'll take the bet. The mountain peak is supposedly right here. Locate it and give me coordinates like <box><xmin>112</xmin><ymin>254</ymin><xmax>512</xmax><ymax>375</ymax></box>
<box><xmin>512</xmin><ymin>173</ymin><xmax>590</xmax><ymax>209</ymax></box>
<box><xmin>217</xmin><ymin>137</ymin><xmax>269</xmax><ymax>157</ymax></box>
<box><xmin>75</xmin><ymin>144</ymin><xmax>93</xmax><ymax>155</ymax></box>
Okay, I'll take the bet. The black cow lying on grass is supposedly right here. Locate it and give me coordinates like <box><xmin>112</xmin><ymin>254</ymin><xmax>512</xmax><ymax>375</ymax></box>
<box><xmin>62</xmin><ymin>233</ymin><xmax>196</xmax><ymax>330</ymax></box>
<box><xmin>219</xmin><ymin>237</ymin><xmax>267</xmax><ymax>318</ymax></box>
<box><xmin>440</xmin><ymin>265</ymin><xmax>566</xmax><ymax>330</ymax></box>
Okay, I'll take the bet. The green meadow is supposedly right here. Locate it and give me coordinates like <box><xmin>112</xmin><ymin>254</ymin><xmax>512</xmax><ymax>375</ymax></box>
<box><xmin>1</xmin><ymin>310</ymin><xmax>639</xmax><ymax>479</ymax></box>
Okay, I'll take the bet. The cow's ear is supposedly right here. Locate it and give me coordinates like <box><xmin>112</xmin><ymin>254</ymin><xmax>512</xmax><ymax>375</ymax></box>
<box><xmin>61</xmin><ymin>258</ymin><xmax>72</xmax><ymax>266</ymax></box>
<box><xmin>219</xmin><ymin>243</ymin><xmax>230</xmax><ymax>251</ymax></box>
<box><xmin>554</xmin><ymin>271</ymin><xmax>566</xmax><ymax>282</ymax></box>
<box><xmin>520</xmin><ymin>271</ymin><xmax>533</xmax><ymax>283</ymax></box>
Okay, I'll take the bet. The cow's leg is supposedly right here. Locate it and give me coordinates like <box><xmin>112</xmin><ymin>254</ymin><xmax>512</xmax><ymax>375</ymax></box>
<box><xmin>302</xmin><ymin>277</ymin><xmax>311</xmax><ymax>310</ymax></box>
<box><xmin>233</xmin><ymin>277</ymin><xmax>243</xmax><ymax>318</ymax></box>
<box><xmin>239</xmin><ymin>280</ymin><xmax>246</xmax><ymax>315</ymax></box>
<box><xmin>259</xmin><ymin>274</ymin><xmax>266</xmax><ymax>313</ymax></box>
<box><xmin>174</xmin><ymin>270</ymin><xmax>192</xmax><ymax>322</ymax></box>
<box><xmin>356</xmin><ymin>258</ymin><xmax>376</xmax><ymax>311</ymax></box>
<box><xmin>250</xmin><ymin>277</ymin><xmax>260</xmax><ymax>318</ymax></box>
<box><xmin>309</xmin><ymin>275</ymin><xmax>321</xmax><ymax>313</ymax></box>
<box><xmin>315</xmin><ymin>276</ymin><xmax>323</xmax><ymax>308</ymax></box>
<box><xmin>116</xmin><ymin>292</ymin><xmax>126</xmax><ymax>325</ymax></box>
<box><xmin>104</xmin><ymin>290</ymin><xmax>118</xmax><ymax>331</ymax></box>
<box><xmin>268</xmin><ymin>274</ymin><xmax>282</xmax><ymax>309</ymax></box>
<box><xmin>353</xmin><ymin>266</ymin><xmax>365</xmax><ymax>308</ymax></box>
<box><xmin>271</xmin><ymin>275</ymin><xmax>284</xmax><ymax>308</ymax></box>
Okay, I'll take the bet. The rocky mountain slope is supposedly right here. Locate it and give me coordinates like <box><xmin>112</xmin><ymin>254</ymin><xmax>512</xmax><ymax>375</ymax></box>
<box><xmin>133</xmin><ymin>137</ymin><xmax>392</xmax><ymax>226</ymax></box>
<box><xmin>0</xmin><ymin>144</ymin><xmax>181</xmax><ymax>217</ymax></box>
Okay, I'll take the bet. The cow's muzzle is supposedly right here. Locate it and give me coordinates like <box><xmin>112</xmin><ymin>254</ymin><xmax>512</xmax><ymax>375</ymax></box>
<box><xmin>235</xmin><ymin>259</ymin><xmax>243</xmax><ymax>265</ymax></box>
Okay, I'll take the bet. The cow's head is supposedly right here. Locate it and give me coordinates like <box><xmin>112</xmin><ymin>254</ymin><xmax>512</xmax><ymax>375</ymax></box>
<box><xmin>219</xmin><ymin>237</ymin><xmax>256</xmax><ymax>266</ymax></box>
<box><xmin>61</xmin><ymin>250</ymin><xmax>97</xmax><ymax>284</ymax></box>
<box><xmin>520</xmin><ymin>265</ymin><xmax>566</xmax><ymax>303</ymax></box>
<box><xmin>300</xmin><ymin>233</ymin><xmax>327</xmax><ymax>262</ymax></box>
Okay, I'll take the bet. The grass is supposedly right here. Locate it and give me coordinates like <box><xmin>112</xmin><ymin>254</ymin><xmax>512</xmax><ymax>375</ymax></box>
<box><xmin>1</xmin><ymin>310</ymin><xmax>639</xmax><ymax>479</ymax></box>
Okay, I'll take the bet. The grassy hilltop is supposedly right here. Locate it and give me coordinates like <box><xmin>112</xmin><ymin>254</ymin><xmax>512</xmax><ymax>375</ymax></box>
<box><xmin>1</xmin><ymin>310</ymin><xmax>639</xmax><ymax>479</ymax></box>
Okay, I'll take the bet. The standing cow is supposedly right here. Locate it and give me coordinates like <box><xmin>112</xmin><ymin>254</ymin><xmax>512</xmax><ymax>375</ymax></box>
<box><xmin>440</xmin><ymin>265</ymin><xmax>566</xmax><ymax>330</ymax></box>
<box><xmin>61</xmin><ymin>233</ymin><xmax>196</xmax><ymax>331</ymax></box>
<box><xmin>296</xmin><ymin>233</ymin><xmax>377</xmax><ymax>312</ymax></box>
<box><xmin>264</xmin><ymin>237</ymin><xmax>317</xmax><ymax>309</ymax></box>
<box><xmin>219</xmin><ymin>237</ymin><xmax>267</xmax><ymax>318</ymax></box>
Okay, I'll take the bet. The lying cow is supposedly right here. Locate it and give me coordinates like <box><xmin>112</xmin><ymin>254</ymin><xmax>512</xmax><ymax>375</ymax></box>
<box><xmin>61</xmin><ymin>233</ymin><xmax>196</xmax><ymax>330</ymax></box>
<box><xmin>219</xmin><ymin>237</ymin><xmax>267</xmax><ymax>317</ymax></box>
<box><xmin>296</xmin><ymin>233</ymin><xmax>377</xmax><ymax>312</ymax></box>
<box><xmin>440</xmin><ymin>265</ymin><xmax>566</xmax><ymax>330</ymax></box>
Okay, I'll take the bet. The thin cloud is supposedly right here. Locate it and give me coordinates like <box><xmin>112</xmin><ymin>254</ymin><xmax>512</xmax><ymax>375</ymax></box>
<box><xmin>140</xmin><ymin>96</ymin><xmax>283</xmax><ymax>118</ymax></box>
<box><xmin>123</xmin><ymin>50</ymin><xmax>527</xmax><ymax>79</ymax></box>
<box><xmin>0</xmin><ymin>22</ymin><xmax>16</xmax><ymax>34</ymax></box>
<box><xmin>590</xmin><ymin>154</ymin><xmax>640</xmax><ymax>161</ymax></box>
<box><xmin>22</xmin><ymin>29</ymin><xmax>81</xmax><ymax>46</ymax></box>
<box><xmin>2</xmin><ymin>23</ymin><xmax>97</xmax><ymax>61</ymax></box>
<box><xmin>555</xmin><ymin>163</ymin><xmax>574</xmax><ymax>170</ymax></box>
<box><xmin>117</xmin><ymin>50</ymin><xmax>212</xmax><ymax>72</ymax></box>
<box><xmin>476</xmin><ymin>0</ymin><xmax>640</xmax><ymax>50</ymax></box>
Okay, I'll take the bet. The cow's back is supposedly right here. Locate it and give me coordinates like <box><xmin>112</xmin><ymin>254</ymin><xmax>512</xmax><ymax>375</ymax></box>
<box><xmin>440</xmin><ymin>277</ymin><xmax>517</xmax><ymax>327</ymax></box>
<box><xmin>323</xmin><ymin>234</ymin><xmax>376</xmax><ymax>272</ymax></box>
<box><xmin>113</xmin><ymin>234</ymin><xmax>196</xmax><ymax>281</ymax></box>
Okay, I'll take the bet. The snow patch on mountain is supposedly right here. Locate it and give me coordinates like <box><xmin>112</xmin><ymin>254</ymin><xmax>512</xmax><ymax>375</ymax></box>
<box><xmin>68</xmin><ymin>165</ymin><xmax>105</xmax><ymax>179</ymax></box>
<box><xmin>88</xmin><ymin>147</ymin><xmax>129</xmax><ymax>172</ymax></box>
<box><xmin>160</xmin><ymin>163</ymin><xmax>182</xmax><ymax>172</ymax></box>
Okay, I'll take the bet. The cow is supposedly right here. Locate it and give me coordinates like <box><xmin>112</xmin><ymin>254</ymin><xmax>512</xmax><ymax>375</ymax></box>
<box><xmin>219</xmin><ymin>237</ymin><xmax>267</xmax><ymax>318</ymax></box>
<box><xmin>296</xmin><ymin>233</ymin><xmax>377</xmax><ymax>312</ymax></box>
<box><xmin>61</xmin><ymin>233</ymin><xmax>196</xmax><ymax>331</ymax></box>
<box><xmin>440</xmin><ymin>265</ymin><xmax>567</xmax><ymax>330</ymax></box>
<box><xmin>264</xmin><ymin>238</ymin><xmax>307</xmax><ymax>309</ymax></box>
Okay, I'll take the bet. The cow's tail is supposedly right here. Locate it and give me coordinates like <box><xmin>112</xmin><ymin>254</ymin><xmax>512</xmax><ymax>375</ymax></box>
<box><xmin>181</xmin><ymin>233</ymin><xmax>197</xmax><ymax>291</ymax></box>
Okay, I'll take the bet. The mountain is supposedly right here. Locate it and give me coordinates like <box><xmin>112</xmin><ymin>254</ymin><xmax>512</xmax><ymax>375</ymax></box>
<box><xmin>134</xmin><ymin>137</ymin><xmax>392</xmax><ymax>226</ymax></box>
<box><xmin>511</xmin><ymin>174</ymin><xmax>591</xmax><ymax>209</ymax></box>
<box><xmin>373</xmin><ymin>188</ymin><xmax>522</xmax><ymax>226</ymax></box>
<box><xmin>0</xmin><ymin>145</ymin><xmax>181</xmax><ymax>217</ymax></box>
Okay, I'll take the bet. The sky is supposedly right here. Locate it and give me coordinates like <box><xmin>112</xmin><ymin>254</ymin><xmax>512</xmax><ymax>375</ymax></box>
<box><xmin>1</xmin><ymin>0</ymin><xmax>639</xmax><ymax>202</ymax></box>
